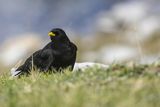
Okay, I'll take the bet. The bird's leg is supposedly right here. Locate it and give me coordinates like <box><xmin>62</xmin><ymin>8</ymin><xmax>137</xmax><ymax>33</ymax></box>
<box><xmin>42</xmin><ymin>61</ymin><xmax>52</xmax><ymax>72</ymax></box>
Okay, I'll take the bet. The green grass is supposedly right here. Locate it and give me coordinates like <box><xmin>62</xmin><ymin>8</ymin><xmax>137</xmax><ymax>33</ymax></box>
<box><xmin>0</xmin><ymin>62</ymin><xmax>160</xmax><ymax>107</ymax></box>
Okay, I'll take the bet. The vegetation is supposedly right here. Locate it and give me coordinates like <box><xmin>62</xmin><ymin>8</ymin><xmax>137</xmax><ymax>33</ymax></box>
<box><xmin>0</xmin><ymin>62</ymin><xmax>160</xmax><ymax>107</ymax></box>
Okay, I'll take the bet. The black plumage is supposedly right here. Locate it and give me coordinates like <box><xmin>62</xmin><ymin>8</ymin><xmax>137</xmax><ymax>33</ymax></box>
<box><xmin>15</xmin><ymin>28</ymin><xmax>77</xmax><ymax>76</ymax></box>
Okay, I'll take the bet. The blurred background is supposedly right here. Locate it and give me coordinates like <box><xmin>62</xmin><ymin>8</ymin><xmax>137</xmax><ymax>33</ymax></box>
<box><xmin>0</xmin><ymin>0</ymin><xmax>160</xmax><ymax>69</ymax></box>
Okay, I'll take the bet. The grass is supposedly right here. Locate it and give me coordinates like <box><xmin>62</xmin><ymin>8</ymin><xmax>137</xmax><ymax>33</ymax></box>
<box><xmin>0</xmin><ymin>62</ymin><xmax>160</xmax><ymax>107</ymax></box>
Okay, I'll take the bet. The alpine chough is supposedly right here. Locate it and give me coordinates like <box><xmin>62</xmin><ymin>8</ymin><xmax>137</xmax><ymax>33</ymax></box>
<box><xmin>12</xmin><ymin>28</ymin><xmax>77</xmax><ymax>76</ymax></box>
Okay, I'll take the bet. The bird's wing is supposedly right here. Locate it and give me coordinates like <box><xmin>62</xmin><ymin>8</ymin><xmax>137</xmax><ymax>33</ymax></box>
<box><xmin>11</xmin><ymin>50</ymin><xmax>42</xmax><ymax>76</ymax></box>
<box><xmin>38</xmin><ymin>49</ymin><xmax>55</xmax><ymax>71</ymax></box>
<box><xmin>11</xmin><ymin>49</ymin><xmax>56</xmax><ymax>77</ymax></box>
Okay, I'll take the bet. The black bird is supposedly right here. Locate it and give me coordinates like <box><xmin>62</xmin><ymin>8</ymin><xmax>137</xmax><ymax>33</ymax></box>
<box><xmin>12</xmin><ymin>28</ymin><xmax>77</xmax><ymax>76</ymax></box>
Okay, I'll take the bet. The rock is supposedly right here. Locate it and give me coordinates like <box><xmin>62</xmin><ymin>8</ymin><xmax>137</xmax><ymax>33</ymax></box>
<box><xmin>73</xmin><ymin>62</ymin><xmax>109</xmax><ymax>72</ymax></box>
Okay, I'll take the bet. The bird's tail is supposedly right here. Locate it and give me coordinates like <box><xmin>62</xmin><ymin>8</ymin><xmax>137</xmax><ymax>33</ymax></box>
<box><xmin>10</xmin><ymin>60</ymin><xmax>23</xmax><ymax>77</ymax></box>
<box><xmin>11</xmin><ymin>68</ymin><xmax>22</xmax><ymax>77</ymax></box>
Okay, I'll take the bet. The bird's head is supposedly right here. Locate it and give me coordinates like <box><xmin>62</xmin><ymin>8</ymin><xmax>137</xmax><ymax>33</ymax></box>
<box><xmin>48</xmin><ymin>28</ymin><xmax>70</xmax><ymax>42</ymax></box>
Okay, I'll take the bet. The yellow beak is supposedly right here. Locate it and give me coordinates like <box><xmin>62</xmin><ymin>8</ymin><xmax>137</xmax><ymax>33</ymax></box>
<box><xmin>48</xmin><ymin>32</ymin><xmax>56</xmax><ymax>37</ymax></box>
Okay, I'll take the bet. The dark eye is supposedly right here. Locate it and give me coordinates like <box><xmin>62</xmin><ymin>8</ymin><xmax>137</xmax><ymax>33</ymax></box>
<box><xmin>55</xmin><ymin>31</ymin><xmax>59</xmax><ymax>35</ymax></box>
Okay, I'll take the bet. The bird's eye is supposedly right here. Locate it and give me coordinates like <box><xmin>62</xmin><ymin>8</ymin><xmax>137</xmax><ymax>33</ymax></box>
<box><xmin>54</xmin><ymin>31</ymin><xmax>59</xmax><ymax>35</ymax></box>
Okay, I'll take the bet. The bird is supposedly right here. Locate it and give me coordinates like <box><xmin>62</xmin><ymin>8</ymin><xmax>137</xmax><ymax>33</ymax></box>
<box><xmin>11</xmin><ymin>28</ymin><xmax>77</xmax><ymax>77</ymax></box>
